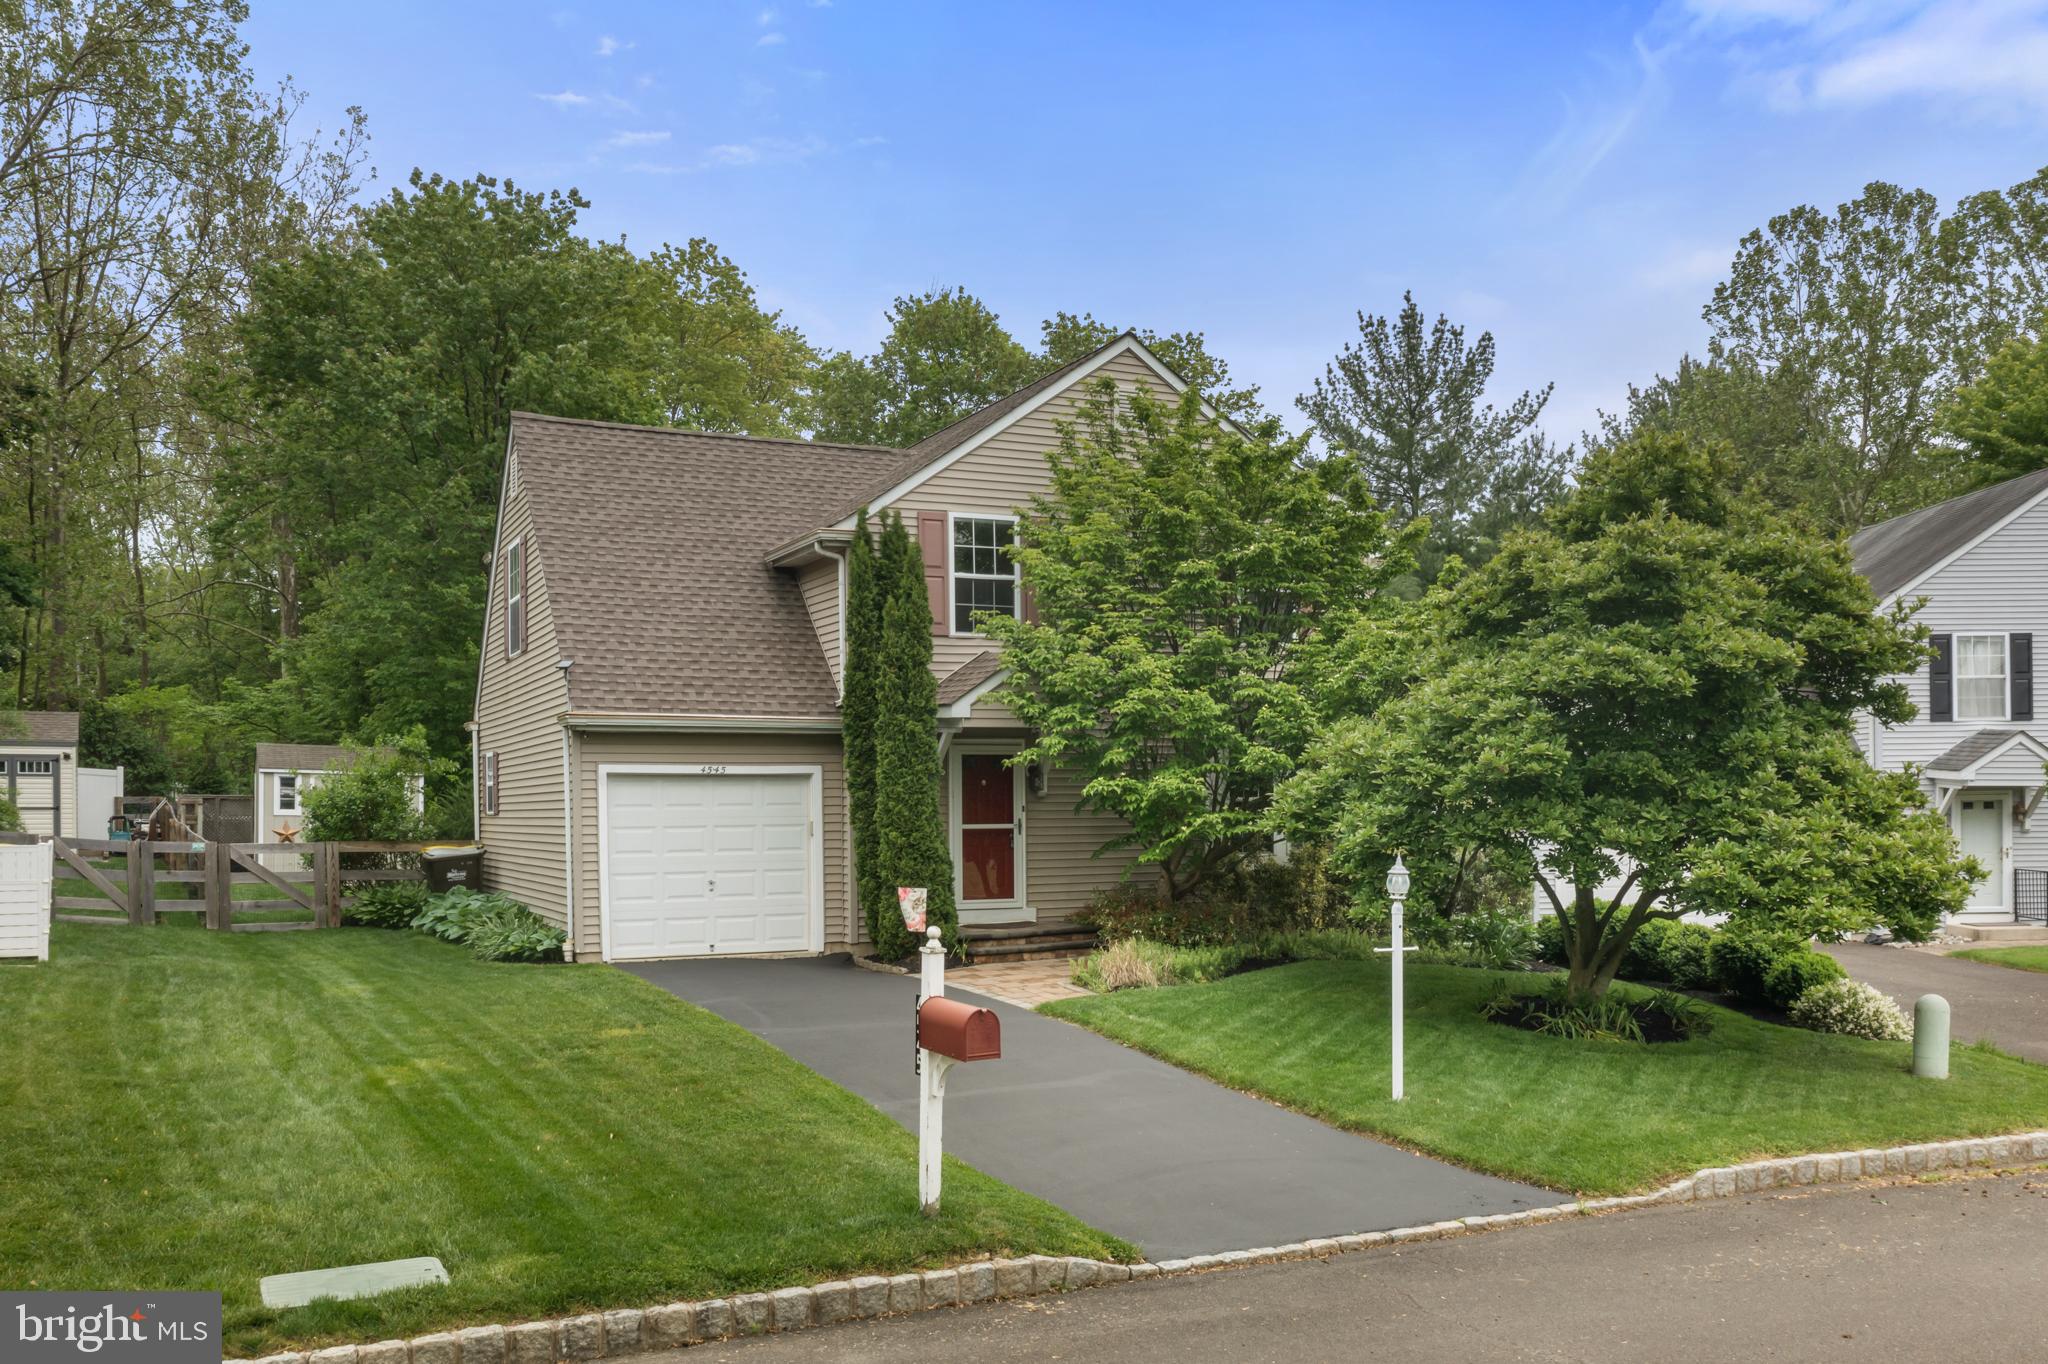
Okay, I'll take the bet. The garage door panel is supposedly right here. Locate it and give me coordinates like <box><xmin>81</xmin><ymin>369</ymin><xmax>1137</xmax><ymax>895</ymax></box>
<box><xmin>606</xmin><ymin>771</ymin><xmax>816</xmax><ymax>961</ymax></box>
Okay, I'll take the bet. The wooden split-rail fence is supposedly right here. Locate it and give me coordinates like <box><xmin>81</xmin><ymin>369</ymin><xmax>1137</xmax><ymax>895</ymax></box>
<box><xmin>0</xmin><ymin>833</ymin><xmax>429</xmax><ymax>932</ymax></box>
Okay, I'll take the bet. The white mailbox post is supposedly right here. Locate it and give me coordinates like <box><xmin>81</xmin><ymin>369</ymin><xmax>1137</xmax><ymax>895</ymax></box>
<box><xmin>1373</xmin><ymin>854</ymin><xmax>1416</xmax><ymax>1100</ymax></box>
<box><xmin>901</xmin><ymin>887</ymin><xmax>1001</xmax><ymax>1217</ymax></box>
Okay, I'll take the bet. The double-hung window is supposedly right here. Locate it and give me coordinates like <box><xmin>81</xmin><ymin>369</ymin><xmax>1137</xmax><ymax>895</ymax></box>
<box><xmin>276</xmin><ymin>774</ymin><xmax>299</xmax><ymax>816</ymax></box>
<box><xmin>951</xmin><ymin>515</ymin><xmax>1017</xmax><ymax>635</ymax></box>
<box><xmin>506</xmin><ymin>538</ymin><xmax>527</xmax><ymax>657</ymax></box>
<box><xmin>1955</xmin><ymin>634</ymin><xmax>2009</xmax><ymax>721</ymax></box>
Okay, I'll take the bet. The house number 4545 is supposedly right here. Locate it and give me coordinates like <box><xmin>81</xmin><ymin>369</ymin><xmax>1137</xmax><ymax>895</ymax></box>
<box><xmin>699</xmin><ymin>764</ymin><xmax>727</xmax><ymax>775</ymax></box>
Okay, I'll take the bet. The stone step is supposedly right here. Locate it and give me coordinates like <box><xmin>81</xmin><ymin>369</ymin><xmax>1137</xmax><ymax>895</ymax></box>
<box><xmin>965</xmin><ymin>936</ymin><xmax>1098</xmax><ymax>962</ymax></box>
<box><xmin>962</xmin><ymin>921</ymin><xmax>1089</xmax><ymax>942</ymax></box>
<box><xmin>1950</xmin><ymin>922</ymin><xmax>2048</xmax><ymax>944</ymax></box>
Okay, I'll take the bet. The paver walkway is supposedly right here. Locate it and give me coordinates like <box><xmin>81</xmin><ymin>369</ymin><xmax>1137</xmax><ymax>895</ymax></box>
<box><xmin>944</xmin><ymin>958</ymin><xmax>1093</xmax><ymax>1008</ymax></box>
<box><xmin>1825</xmin><ymin>942</ymin><xmax>2048</xmax><ymax>1064</ymax></box>
<box><xmin>624</xmin><ymin>956</ymin><xmax>1552</xmax><ymax>1258</ymax></box>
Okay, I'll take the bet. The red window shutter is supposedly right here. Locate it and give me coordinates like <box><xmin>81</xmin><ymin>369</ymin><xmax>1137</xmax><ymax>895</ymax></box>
<box><xmin>917</xmin><ymin>511</ymin><xmax>950</xmax><ymax>636</ymax></box>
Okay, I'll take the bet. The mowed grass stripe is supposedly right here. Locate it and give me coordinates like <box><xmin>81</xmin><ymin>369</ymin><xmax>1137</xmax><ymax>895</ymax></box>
<box><xmin>1044</xmin><ymin>959</ymin><xmax>2048</xmax><ymax>1195</ymax></box>
<box><xmin>0</xmin><ymin>926</ymin><xmax>1127</xmax><ymax>1355</ymax></box>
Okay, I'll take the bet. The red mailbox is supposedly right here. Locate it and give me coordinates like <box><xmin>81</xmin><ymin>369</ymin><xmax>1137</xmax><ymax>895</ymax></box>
<box><xmin>917</xmin><ymin>996</ymin><xmax>1001</xmax><ymax>1062</ymax></box>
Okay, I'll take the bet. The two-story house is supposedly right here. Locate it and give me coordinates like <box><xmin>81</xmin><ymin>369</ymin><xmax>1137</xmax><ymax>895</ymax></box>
<box><xmin>1851</xmin><ymin>467</ymin><xmax>2048</xmax><ymax>928</ymax></box>
<box><xmin>469</xmin><ymin>333</ymin><xmax>1190</xmax><ymax>962</ymax></box>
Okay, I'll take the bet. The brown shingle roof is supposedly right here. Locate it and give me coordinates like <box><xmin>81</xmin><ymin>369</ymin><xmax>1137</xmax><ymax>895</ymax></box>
<box><xmin>937</xmin><ymin>651</ymin><xmax>1005</xmax><ymax>706</ymax></box>
<box><xmin>1</xmin><ymin>710</ymin><xmax>79</xmax><ymax>744</ymax></box>
<box><xmin>254</xmin><ymin>742</ymin><xmax>359</xmax><ymax>772</ymax></box>
<box><xmin>512</xmin><ymin>413</ymin><xmax>902</xmax><ymax>718</ymax></box>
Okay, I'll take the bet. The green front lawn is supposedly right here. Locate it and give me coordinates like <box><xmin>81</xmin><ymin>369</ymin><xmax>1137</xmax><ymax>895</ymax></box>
<box><xmin>1044</xmin><ymin>960</ymin><xmax>2048</xmax><ymax>1196</ymax></box>
<box><xmin>1950</xmin><ymin>945</ymin><xmax>2048</xmax><ymax>974</ymax></box>
<box><xmin>0</xmin><ymin>925</ymin><xmax>1125</xmax><ymax>1356</ymax></box>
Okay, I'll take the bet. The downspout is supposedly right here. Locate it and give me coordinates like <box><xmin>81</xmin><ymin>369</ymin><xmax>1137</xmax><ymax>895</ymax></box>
<box><xmin>561</xmin><ymin>724</ymin><xmax>576</xmax><ymax>962</ymax></box>
<box><xmin>559</xmin><ymin>658</ymin><xmax>577</xmax><ymax>962</ymax></box>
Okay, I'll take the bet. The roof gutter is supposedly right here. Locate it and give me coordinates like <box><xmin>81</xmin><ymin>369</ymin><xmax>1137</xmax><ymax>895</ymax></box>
<box><xmin>560</xmin><ymin>712</ymin><xmax>843</xmax><ymax>734</ymax></box>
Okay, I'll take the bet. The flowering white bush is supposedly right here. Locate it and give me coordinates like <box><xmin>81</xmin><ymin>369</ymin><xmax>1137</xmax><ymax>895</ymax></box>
<box><xmin>1788</xmin><ymin>978</ymin><xmax>1913</xmax><ymax>1041</ymax></box>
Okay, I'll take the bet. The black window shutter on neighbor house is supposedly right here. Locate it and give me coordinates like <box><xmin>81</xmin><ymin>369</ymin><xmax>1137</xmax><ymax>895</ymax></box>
<box><xmin>1930</xmin><ymin>633</ymin><xmax>1953</xmax><ymax>722</ymax></box>
<box><xmin>2014</xmin><ymin>633</ymin><xmax>2034</xmax><ymax>722</ymax></box>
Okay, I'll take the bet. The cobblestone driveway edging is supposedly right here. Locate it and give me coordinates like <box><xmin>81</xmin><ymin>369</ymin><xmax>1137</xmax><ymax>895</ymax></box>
<box><xmin>232</xmin><ymin>1131</ymin><xmax>2048</xmax><ymax>1364</ymax></box>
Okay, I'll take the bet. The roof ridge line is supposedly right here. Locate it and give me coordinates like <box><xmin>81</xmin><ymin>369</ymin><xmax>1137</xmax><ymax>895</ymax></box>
<box><xmin>509</xmin><ymin>410</ymin><xmax>903</xmax><ymax>456</ymax></box>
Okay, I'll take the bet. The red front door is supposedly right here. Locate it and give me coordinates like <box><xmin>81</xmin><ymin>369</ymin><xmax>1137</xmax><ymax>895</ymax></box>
<box><xmin>959</xmin><ymin>753</ymin><xmax>1016</xmax><ymax>902</ymax></box>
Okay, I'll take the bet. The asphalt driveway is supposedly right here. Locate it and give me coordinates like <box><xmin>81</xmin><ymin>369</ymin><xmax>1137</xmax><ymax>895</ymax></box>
<box><xmin>1825</xmin><ymin>942</ymin><xmax>2048</xmax><ymax>1064</ymax></box>
<box><xmin>622</xmin><ymin>956</ymin><xmax>1552</xmax><ymax>1258</ymax></box>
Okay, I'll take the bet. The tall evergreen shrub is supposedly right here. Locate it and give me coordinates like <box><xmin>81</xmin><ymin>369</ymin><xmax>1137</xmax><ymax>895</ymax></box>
<box><xmin>842</xmin><ymin>508</ymin><xmax>887</xmax><ymax>944</ymax></box>
<box><xmin>871</xmin><ymin>511</ymin><xmax>959</xmax><ymax>955</ymax></box>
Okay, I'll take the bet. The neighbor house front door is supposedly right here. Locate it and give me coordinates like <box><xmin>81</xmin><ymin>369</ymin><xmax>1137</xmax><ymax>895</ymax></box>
<box><xmin>954</xmin><ymin>749</ymin><xmax>1028</xmax><ymax>924</ymax></box>
<box><xmin>1958</xmin><ymin>794</ymin><xmax>2010</xmax><ymax>914</ymax></box>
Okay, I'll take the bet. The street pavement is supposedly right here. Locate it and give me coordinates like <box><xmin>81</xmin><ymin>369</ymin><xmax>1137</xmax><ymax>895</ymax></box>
<box><xmin>1825</xmin><ymin>941</ymin><xmax>2048</xmax><ymax>1063</ymax></box>
<box><xmin>624</xmin><ymin>955</ymin><xmax>1551</xmax><ymax>1258</ymax></box>
<box><xmin>670</xmin><ymin>1173</ymin><xmax>2048</xmax><ymax>1364</ymax></box>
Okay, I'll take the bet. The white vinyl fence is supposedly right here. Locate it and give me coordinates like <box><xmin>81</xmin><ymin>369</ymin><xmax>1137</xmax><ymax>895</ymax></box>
<box><xmin>0</xmin><ymin>839</ymin><xmax>53</xmax><ymax>961</ymax></box>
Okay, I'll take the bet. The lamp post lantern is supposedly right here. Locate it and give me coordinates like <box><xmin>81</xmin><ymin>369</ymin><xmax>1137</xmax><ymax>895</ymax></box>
<box><xmin>1374</xmin><ymin>854</ymin><xmax>1417</xmax><ymax>1101</ymax></box>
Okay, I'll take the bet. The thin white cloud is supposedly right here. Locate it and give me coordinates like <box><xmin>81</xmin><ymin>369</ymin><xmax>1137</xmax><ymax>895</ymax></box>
<box><xmin>758</xmin><ymin>6</ymin><xmax>780</xmax><ymax>22</ymax></box>
<box><xmin>595</xmin><ymin>34</ymin><xmax>634</xmax><ymax>57</ymax></box>
<box><xmin>534</xmin><ymin>89</ymin><xmax>591</xmax><ymax>108</ymax></box>
<box><xmin>607</xmin><ymin>129</ymin><xmax>672</xmax><ymax>147</ymax></box>
<box><xmin>853</xmin><ymin>134</ymin><xmax>887</xmax><ymax>147</ymax></box>
<box><xmin>1514</xmin><ymin>37</ymin><xmax>1671</xmax><ymax>215</ymax></box>
<box><xmin>627</xmin><ymin>134</ymin><xmax>829</xmax><ymax>174</ymax></box>
<box><xmin>758</xmin><ymin>31</ymin><xmax>787</xmax><ymax>45</ymax></box>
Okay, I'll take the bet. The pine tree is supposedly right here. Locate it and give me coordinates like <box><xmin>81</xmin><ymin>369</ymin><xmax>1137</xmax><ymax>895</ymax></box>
<box><xmin>871</xmin><ymin>510</ymin><xmax>959</xmax><ymax>955</ymax></box>
<box><xmin>842</xmin><ymin>508</ymin><xmax>887</xmax><ymax>944</ymax></box>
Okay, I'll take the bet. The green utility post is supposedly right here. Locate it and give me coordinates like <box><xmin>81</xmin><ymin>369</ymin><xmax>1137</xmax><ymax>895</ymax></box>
<box><xmin>1913</xmin><ymin>994</ymin><xmax>1949</xmax><ymax>1080</ymax></box>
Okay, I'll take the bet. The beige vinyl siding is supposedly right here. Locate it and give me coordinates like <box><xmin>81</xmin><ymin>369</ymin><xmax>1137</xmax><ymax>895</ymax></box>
<box><xmin>572</xmin><ymin>730</ymin><xmax>853</xmax><ymax>960</ymax></box>
<box><xmin>897</xmin><ymin>349</ymin><xmax>1179</xmax><ymax>679</ymax></box>
<box><xmin>475</xmin><ymin>448</ymin><xmax>572</xmax><ymax>925</ymax></box>
<box><xmin>796</xmin><ymin>557</ymin><xmax>844</xmax><ymax>691</ymax></box>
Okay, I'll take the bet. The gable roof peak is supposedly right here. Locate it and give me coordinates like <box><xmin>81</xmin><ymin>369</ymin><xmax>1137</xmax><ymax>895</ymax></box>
<box><xmin>1849</xmin><ymin>467</ymin><xmax>2048</xmax><ymax>601</ymax></box>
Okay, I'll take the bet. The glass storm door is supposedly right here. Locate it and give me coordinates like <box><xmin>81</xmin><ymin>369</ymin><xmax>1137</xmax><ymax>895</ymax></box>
<box><xmin>1959</xmin><ymin>796</ymin><xmax>2009</xmax><ymax>911</ymax></box>
<box><xmin>958</xmin><ymin>752</ymin><xmax>1019</xmax><ymax>906</ymax></box>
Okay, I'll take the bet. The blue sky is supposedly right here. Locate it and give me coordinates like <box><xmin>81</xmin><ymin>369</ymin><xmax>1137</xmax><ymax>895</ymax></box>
<box><xmin>243</xmin><ymin>1</ymin><xmax>2048</xmax><ymax>441</ymax></box>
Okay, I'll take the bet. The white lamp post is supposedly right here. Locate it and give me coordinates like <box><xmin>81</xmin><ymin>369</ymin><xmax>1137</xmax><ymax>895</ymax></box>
<box><xmin>1374</xmin><ymin>854</ymin><xmax>1417</xmax><ymax>1101</ymax></box>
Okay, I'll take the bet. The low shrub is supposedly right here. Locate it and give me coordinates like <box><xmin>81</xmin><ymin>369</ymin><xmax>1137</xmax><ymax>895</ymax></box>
<box><xmin>410</xmin><ymin>887</ymin><xmax>512</xmax><ymax>942</ymax></box>
<box><xmin>1234</xmin><ymin>842</ymin><xmax>1356</xmax><ymax>933</ymax></box>
<box><xmin>345</xmin><ymin>881</ymin><xmax>428</xmax><ymax>929</ymax></box>
<box><xmin>1788</xmin><ymin>978</ymin><xmax>1913</xmax><ymax>1041</ymax></box>
<box><xmin>0</xmin><ymin>794</ymin><xmax>22</xmax><ymax>834</ymax></box>
<box><xmin>1532</xmin><ymin>912</ymin><xmax>1569</xmax><ymax>966</ymax></box>
<box><xmin>1417</xmin><ymin>905</ymin><xmax>1537</xmax><ymax>970</ymax></box>
<box><xmin>1481</xmin><ymin>975</ymin><xmax>1712</xmax><ymax>1043</ymax></box>
<box><xmin>1706</xmin><ymin>932</ymin><xmax>1792</xmax><ymax>1006</ymax></box>
<box><xmin>1763</xmin><ymin>947</ymin><xmax>1846</xmax><ymax>1010</ymax></box>
<box><xmin>1071</xmin><ymin>928</ymin><xmax>1384</xmax><ymax>992</ymax></box>
<box><xmin>1620</xmin><ymin>919</ymin><xmax>1716</xmax><ymax>989</ymax></box>
<box><xmin>1076</xmin><ymin>886</ymin><xmax>1251</xmax><ymax>948</ymax></box>
<box><xmin>1076</xmin><ymin>939</ymin><xmax>1169</xmax><ymax>992</ymax></box>
<box><xmin>464</xmin><ymin>901</ymin><xmax>567</xmax><ymax>963</ymax></box>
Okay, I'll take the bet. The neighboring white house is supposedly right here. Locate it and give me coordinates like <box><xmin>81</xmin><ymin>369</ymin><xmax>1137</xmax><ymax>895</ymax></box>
<box><xmin>1850</xmin><ymin>467</ymin><xmax>2048</xmax><ymax>926</ymax></box>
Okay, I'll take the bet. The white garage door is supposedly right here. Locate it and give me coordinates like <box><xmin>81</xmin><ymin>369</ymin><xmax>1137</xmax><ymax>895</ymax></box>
<box><xmin>604</xmin><ymin>771</ymin><xmax>817</xmax><ymax>960</ymax></box>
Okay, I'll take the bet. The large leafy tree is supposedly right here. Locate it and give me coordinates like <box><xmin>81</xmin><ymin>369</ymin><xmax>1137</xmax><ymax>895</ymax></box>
<box><xmin>1942</xmin><ymin>325</ymin><xmax>2048</xmax><ymax>488</ymax></box>
<box><xmin>1702</xmin><ymin>170</ymin><xmax>2048</xmax><ymax>530</ymax></box>
<box><xmin>216</xmin><ymin>172</ymin><xmax>668</xmax><ymax>761</ymax></box>
<box><xmin>1298</xmin><ymin>292</ymin><xmax>1560</xmax><ymax>587</ymax></box>
<box><xmin>644</xmin><ymin>237</ymin><xmax>816</xmax><ymax>435</ymax></box>
<box><xmin>871</xmin><ymin>510</ymin><xmax>957</xmax><ymax>955</ymax></box>
<box><xmin>1038</xmin><ymin>311</ymin><xmax>1263</xmax><ymax>419</ymax></box>
<box><xmin>1279</xmin><ymin>432</ymin><xmax>1973</xmax><ymax>997</ymax></box>
<box><xmin>812</xmin><ymin>287</ymin><xmax>1040</xmax><ymax>447</ymax></box>
<box><xmin>985</xmin><ymin>381</ymin><xmax>1417</xmax><ymax>905</ymax></box>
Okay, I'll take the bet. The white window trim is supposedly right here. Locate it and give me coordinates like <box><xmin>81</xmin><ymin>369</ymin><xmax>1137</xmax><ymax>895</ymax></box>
<box><xmin>947</xmin><ymin>511</ymin><xmax>1021</xmax><ymax>639</ymax></box>
<box><xmin>274</xmin><ymin>772</ymin><xmax>301</xmax><ymax>817</ymax></box>
<box><xmin>482</xmin><ymin>751</ymin><xmax>499</xmax><ymax>817</ymax></box>
<box><xmin>949</xmin><ymin>742</ymin><xmax>1029</xmax><ymax>920</ymax></box>
<box><xmin>1953</xmin><ymin>631</ymin><xmax>2011</xmax><ymax>724</ymax></box>
<box><xmin>506</xmin><ymin>536</ymin><xmax>526</xmax><ymax>658</ymax></box>
<box><xmin>595</xmin><ymin>763</ymin><xmax>826</xmax><ymax>963</ymax></box>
